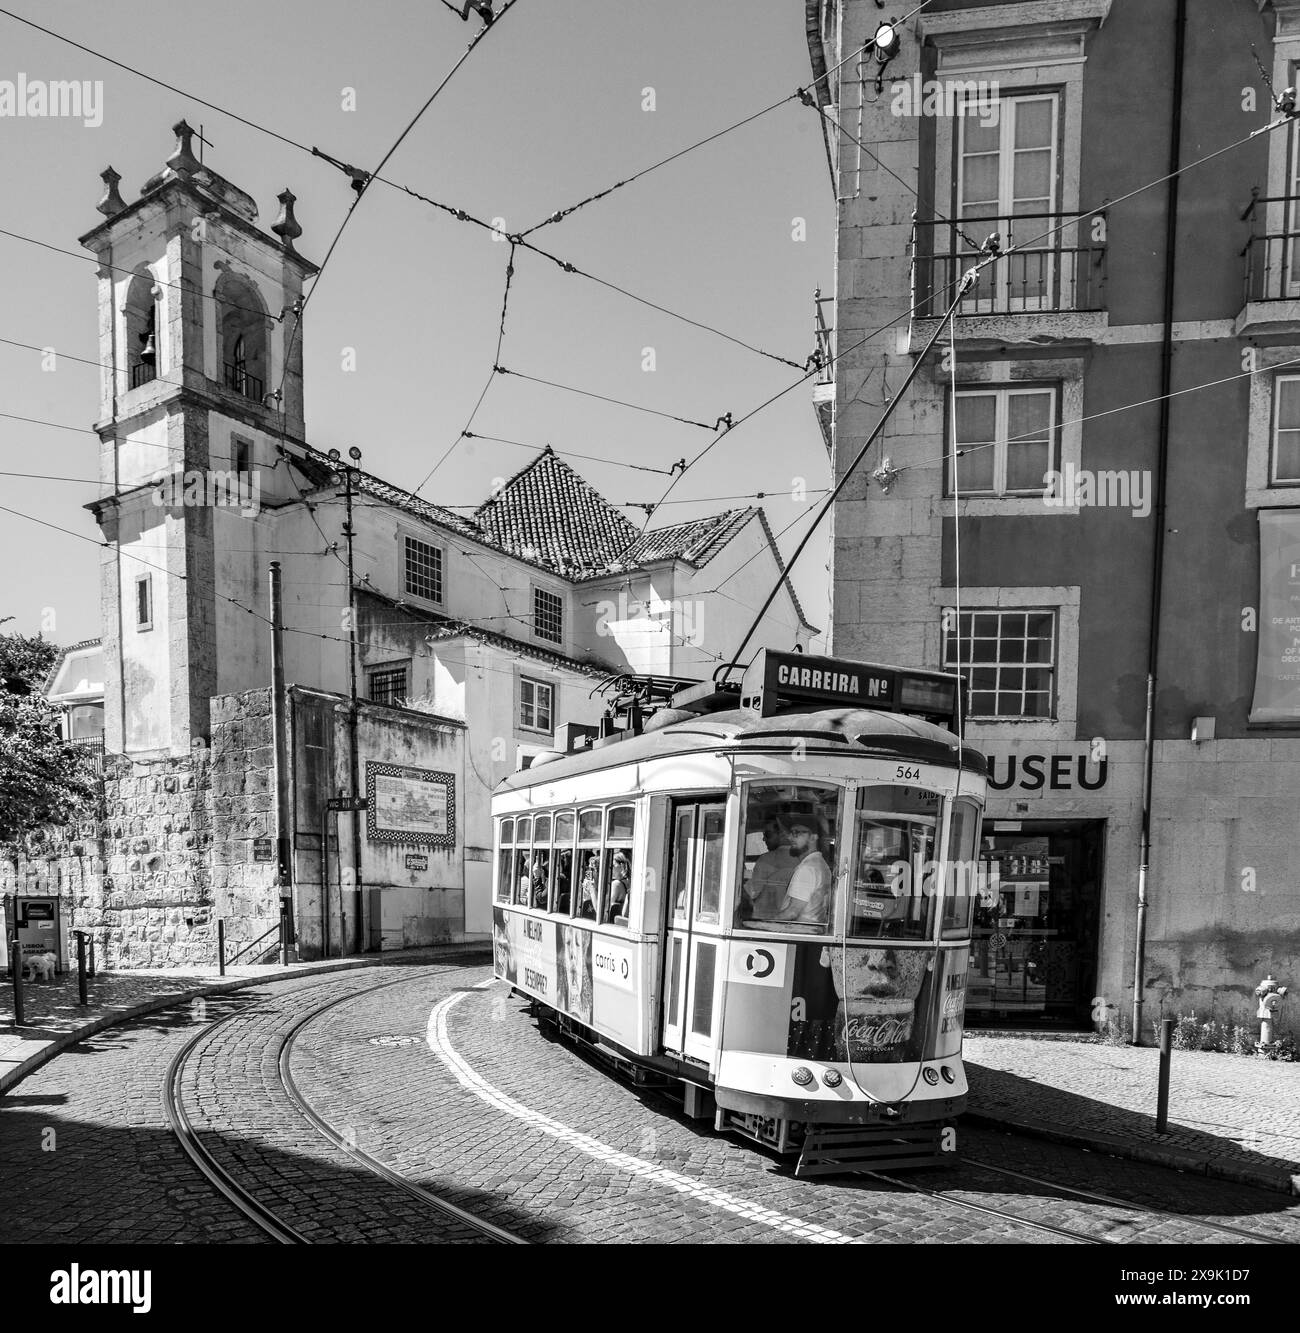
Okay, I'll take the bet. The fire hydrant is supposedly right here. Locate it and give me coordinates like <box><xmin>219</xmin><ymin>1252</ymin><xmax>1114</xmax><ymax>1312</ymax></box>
<box><xmin>1255</xmin><ymin>975</ymin><xmax>1288</xmax><ymax>1045</ymax></box>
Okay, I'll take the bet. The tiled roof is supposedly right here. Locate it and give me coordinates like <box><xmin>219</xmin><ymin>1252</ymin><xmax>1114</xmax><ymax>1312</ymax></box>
<box><xmin>617</xmin><ymin>508</ymin><xmax>756</xmax><ymax>569</ymax></box>
<box><xmin>283</xmin><ymin>442</ymin><xmax>811</xmax><ymax>632</ymax></box>
<box><xmin>474</xmin><ymin>448</ymin><xmax>638</xmax><ymax>575</ymax></box>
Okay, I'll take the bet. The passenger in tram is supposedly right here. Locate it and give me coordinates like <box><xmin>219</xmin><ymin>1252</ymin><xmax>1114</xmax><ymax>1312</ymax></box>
<box><xmin>578</xmin><ymin>854</ymin><xmax>600</xmax><ymax>919</ymax></box>
<box><xmin>553</xmin><ymin>850</ymin><xmax>572</xmax><ymax>914</ymax></box>
<box><xmin>775</xmin><ymin>814</ymin><xmax>833</xmax><ymax>926</ymax></box>
<box><xmin>530</xmin><ymin>853</ymin><xmax>549</xmax><ymax>908</ymax></box>
<box><xmin>742</xmin><ymin>817</ymin><xmax>798</xmax><ymax>922</ymax></box>
<box><xmin>605</xmin><ymin>850</ymin><xmax>630</xmax><ymax>923</ymax></box>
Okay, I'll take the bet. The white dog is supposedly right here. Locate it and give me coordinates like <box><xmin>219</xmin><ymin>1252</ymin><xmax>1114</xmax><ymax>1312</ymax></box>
<box><xmin>23</xmin><ymin>952</ymin><xmax>57</xmax><ymax>982</ymax></box>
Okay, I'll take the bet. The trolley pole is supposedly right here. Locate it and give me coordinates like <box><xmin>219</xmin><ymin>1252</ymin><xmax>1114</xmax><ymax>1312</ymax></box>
<box><xmin>339</xmin><ymin>452</ymin><xmax>365</xmax><ymax>955</ymax></box>
<box><xmin>1155</xmin><ymin>1017</ymin><xmax>1174</xmax><ymax>1134</ymax></box>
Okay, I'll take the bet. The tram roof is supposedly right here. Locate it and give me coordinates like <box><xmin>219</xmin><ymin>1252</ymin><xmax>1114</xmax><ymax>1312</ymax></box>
<box><xmin>496</xmin><ymin>706</ymin><xmax>987</xmax><ymax>792</ymax></box>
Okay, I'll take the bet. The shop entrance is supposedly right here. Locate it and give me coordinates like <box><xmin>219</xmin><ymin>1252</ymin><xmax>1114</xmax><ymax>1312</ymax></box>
<box><xmin>966</xmin><ymin>820</ymin><xmax>1103</xmax><ymax>1030</ymax></box>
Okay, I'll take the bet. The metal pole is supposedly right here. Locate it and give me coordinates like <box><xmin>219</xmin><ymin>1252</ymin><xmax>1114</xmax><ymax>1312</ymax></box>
<box><xmin>321</xmin><ymin>807</ymin><xmax>332</xmax><ymax>958</ymax></box>
<box><xmin>269</xmin><ymin>562</ymin><xmax>295</xmax><ymax>952</ymax></box>
<box><xmin>217</xmin><ymin>918</ymin><xmax>226</xmax><ymax>976</ymax></box>
<box><xmin>1156</xmin><ymin>1017</ymin><xmax>1174</xmax><ymax>1133</ymax></box>
<box><xmin>342</xmin><ymin>462</ymin><xmax>365</xmax><ymax>954</ymax></box>
<box><xmin>87</xmin><ymin>932</ymin><xmax>95</xmax><ymax>978</ymax></box>
<box><xmin>279</xmin><ymin>897</ymin><xmax>290</xmax><ymax>968</ymax></box>
<box><xmin>76</xmin><ymin>931</ymin><xmax>88</xmax><ymax>1007</ymax></box>
<box><xmin>10</xmin><ymin>940</ymin><xmax>24</xmax><ymax>1025</ymax></box>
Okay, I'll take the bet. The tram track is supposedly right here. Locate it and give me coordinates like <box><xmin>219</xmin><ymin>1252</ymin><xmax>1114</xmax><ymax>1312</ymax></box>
<box><xmin>960</xmin><ymin>1155</ymin><xmax>1288</xmax><ymax>1246</ymax></box>
<box><xmin>162</xmin><ymin>966</ymin><xmax>526</xmax><ymax>1246</ymax></box>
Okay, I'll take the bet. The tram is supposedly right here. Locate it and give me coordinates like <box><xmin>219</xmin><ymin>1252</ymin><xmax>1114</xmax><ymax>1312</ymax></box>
<box><xmin>490</xmin><ymin>649</ymin><xmax>988</xmax><ymax>1176</ymax></box>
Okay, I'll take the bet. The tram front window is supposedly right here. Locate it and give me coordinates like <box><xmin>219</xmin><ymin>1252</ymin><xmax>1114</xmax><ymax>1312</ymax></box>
<box><xmin>848</xmin><ymin>786</ymin><xmax>939</xmax><ymax>941</ymax></box>
<box><xmin>737</xmin><ymin>783</ymin><xmax>840</xmax><ymax>932</ymax></box>
<box><xmin>941</xmin><ymin>798</ymin><xmax>982</xmax><ymax>938</ymax></box>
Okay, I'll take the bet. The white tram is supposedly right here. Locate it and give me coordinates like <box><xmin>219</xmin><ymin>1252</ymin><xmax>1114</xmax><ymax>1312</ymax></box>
<box><xmin>491</xmin><ymin>650</ymin><xmax>988</xmax><ymax>1176</ymax></box>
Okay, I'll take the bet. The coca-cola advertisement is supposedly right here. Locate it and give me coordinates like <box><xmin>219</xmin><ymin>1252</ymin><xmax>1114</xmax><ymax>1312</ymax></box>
<box><xmin>787</xmin><ymin>944</ymin><xmax>965</xmax><ymax>1063</ymax></box>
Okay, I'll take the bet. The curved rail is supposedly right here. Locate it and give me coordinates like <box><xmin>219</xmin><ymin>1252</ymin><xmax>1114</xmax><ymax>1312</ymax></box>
<box><xmin>278</xmin><ymin>979</ymin><xmax>528</xmax><ymax>1245</ymax></box>
<box><xmin>165</xmin><ymin>965</ymin><xmax>525</xmax><ymax>1245</ymax></box>
<box><xmin>162</xmin><ymin>1014</ymin><xmax>310</xmax><ymax>1245</ymax></box>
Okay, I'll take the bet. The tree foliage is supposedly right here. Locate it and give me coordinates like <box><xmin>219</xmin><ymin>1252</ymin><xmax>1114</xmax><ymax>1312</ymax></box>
<box><xmin>0</xmin><ymin>621</ymin><xmax>97</xmax><ymax>845</ymax></box>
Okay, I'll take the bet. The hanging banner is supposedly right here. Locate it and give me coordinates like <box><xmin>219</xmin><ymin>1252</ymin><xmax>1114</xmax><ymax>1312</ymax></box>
<box><xmin>1250</xmin><ymin>509</ymin><xmax>1300</xmax><ymax>722</ymax></box>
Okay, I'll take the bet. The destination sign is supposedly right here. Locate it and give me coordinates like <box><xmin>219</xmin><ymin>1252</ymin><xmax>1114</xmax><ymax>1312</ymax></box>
<box><xmin>740</xmin><ymin>650</ymin><xmax>960</xmax><ymax>722</ymax></box>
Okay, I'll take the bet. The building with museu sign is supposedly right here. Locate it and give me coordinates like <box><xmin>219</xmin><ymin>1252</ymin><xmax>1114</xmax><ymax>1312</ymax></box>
<box><xmin>1</xmin><ymin>122</ymin><xmax>813</xmax><ymax>969</ymax></box>
<box><xmin>807</xmin><ymin>0</ymin><xmax>1298</xmax><ymax>1036</ymax></box>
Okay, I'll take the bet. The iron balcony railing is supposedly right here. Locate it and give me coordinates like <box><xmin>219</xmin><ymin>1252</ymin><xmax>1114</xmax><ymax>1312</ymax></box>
<box><xmin>223</xmin><ymin>362</ymin><xmax>265</xmax><ymax>403</ymax></box>
<box><xmin>129</xmin><ymin>361</ymin><xmax>156</xmax><ymax>389</ymax></box>
<box><xmin>813</xmin><ymin>288</ymin><xmax>835</xmax><ymax>385</ymax></box>
<box><xmin>911</xmin><ymin>211</ymin><xmax>1107</xmax><ymax>319</ymax></box>
<box><xmin>1240</xmin><ymin>190</ymin><xmax>1300</xmax><ymax>304</ymax></box>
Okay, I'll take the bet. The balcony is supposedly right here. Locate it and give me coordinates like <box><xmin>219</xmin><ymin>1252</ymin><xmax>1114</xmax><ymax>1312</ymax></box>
<box><xmin>812</xmin><ymin>288</ymin><xmax>834</xmax><ymax>454</ymax></box>
<box><xmin>223</xmin><ymin>362</ymin><xmax>265</xmax><ymax>403</ymax></box>
<box><xmin>128</xmin><ymin>361</ymin><xmax>156</xmax><ymax>389</ymax></box>
<box><xmin>910</xmin><ymin>212</ymin><xmax>1108</xmax><ymax>350</ymax></box>
<box><xmin>1236</xmin><ymin>192</ymin><xmax>1300</xmax><ymax>337</ymax></box>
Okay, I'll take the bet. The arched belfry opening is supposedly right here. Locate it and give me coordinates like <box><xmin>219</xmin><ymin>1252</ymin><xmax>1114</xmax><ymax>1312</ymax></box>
<box><xmin>124</xmin><ymin>269</ymin><xmax>158</xmax><ymax>388</ymax></box>
<box><xmin>215</xmin><ymin>270</ymin><xmax>270</xmax><ymax>403</ymax></box>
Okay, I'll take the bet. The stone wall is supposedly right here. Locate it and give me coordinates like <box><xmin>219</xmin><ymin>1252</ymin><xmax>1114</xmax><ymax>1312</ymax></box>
<box><xmin>2</xmin><ymin>688</ymin><xmax>281</xmax><ymax>969</ymax></box>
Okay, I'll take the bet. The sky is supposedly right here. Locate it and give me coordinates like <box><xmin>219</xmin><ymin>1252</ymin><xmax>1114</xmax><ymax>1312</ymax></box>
<box><xmin>0</xmin><ymin>0</ymin><xmax>835</xmax><ymax>653</ymax></box>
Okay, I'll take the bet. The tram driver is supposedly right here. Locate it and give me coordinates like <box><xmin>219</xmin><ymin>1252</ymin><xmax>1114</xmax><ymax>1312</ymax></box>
<box><xmin>741</xmin><ymin>816</ymin><xmax>797</xmax><ymax>922</ymax></box>
<box><xmin>774</xmin><ymin>812</ymin><xmax>833</xmax><ymax>927</ymax></box>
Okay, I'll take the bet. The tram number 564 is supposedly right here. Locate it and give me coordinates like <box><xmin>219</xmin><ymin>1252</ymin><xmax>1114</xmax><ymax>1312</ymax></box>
<box><xmin>894</xmin><ymin>765</ymin><xmax>920</xmax><ymax>780</ymax></box>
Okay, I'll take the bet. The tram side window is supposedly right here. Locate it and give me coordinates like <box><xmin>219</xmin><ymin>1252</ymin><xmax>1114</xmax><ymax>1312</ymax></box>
<box><xmin>848</xmin><ymin>786</ymin><xmax>940</xmax><ymax>942</ymax></box>
<box><xmin>514</xmin><ymin>816</ymin><xmax>532</xmax><ymax>905</ymax></box>
<box><xmin>941</xmin><ymin>798</ymin><xmax>982</xmax><ymax>938</ymax></box>
<box><xmin>496</xmin><ymin>819</ymin><xmax>514</xmax><ymax>903</ymax></box>
<box><xmin>736</xmin><ymin>783</ymin><xmax>840</xmax><ymax>932</ymax></box>
<box><xmin>530</xmin><ymin>814</ymin><xmax>552</xmax><ymax>910</ymax></box>
<box><xmin>576</xmin><ymin>808</ymin><xmax>602</xmax><ymax>920</ymax></box>
<box><xmin>670</xmin><ymin>808</ymin><xmax>693</xmax><ymax>920</ymax></box>
<box><xmin>551</xmin><ymin>810</ymin><xmax>575</xmax><ymax>915</ymax></box>
<box><xmin>602</xmin><ymin>805</ymin><xmax>635</xmax><ymax>925</ymax></box>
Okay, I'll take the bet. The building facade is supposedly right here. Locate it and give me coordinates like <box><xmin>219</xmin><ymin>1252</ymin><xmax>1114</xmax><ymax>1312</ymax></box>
<box><xmin>809</xmin><ymin>0</ymin><xmax>1300</xmax><ymax>1033</ymax></box>
<box><xmin>3</xmin><ymin>122</ymin><xmax>814</xmax><ymax>967</ymax></box>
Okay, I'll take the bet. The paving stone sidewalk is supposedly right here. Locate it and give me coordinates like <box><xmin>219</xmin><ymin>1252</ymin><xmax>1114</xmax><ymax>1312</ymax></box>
<box><xmin>965</xmin><ymin>1033</ymin><xmax>1300</xmax><ymax>1196</ymax></box>
<box><xmin>0</xmin><ymin>944</ymin><xmax>489</xmax><ymax>1095</ymax></box>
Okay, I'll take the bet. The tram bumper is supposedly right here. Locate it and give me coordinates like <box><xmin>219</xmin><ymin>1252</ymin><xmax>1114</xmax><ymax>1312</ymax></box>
<box><xmin>713</xmin><ymin>1083</ymin><xmax>964</xmax><ymax>1126</ymax></box>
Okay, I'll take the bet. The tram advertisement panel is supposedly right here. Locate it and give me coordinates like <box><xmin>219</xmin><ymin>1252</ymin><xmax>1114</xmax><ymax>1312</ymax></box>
<box><xmin>493</xmin><ymin>908</ymin><xmax>639</xmax><ymax>1048</ymax></box>
<box><xmin>726</xmin><ymin>942</ymin><xmax>969</xmax><ymax>1063</ymax></box>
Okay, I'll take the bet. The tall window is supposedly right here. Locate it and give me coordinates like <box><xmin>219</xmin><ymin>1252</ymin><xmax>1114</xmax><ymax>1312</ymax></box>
<box><xmin>942</xmin><ymin>609</ymin><xmax>1056</xmax><ymax>719</ymax></box>
<box><xmin>215</xmin><ymin>272</ymin><xmax>269</xmax><ymax>402</ymax></box>
<box><xmin>534</xmin><ymin>587</ymin><xmax>563</xmax><ymax>643</ymax></box>
<box><xmin>134</xmin><ymin>574</ymin><xmax>153</xmax><ymax>631</ymax></box>
<box><xmin>519</xmin><ymin>676</ymin><xmax>553</xmax><ymax>733</ymax></box>
<box><xmin>403</xmin><ymin>535</ymin><xmax>443</xmax><ymax>602</ymax></box>
<box><xmin>124</xmin><ymin>270</ymin><xmax>158</xmax><ymax>388</ymax></box>
<box><xmin>366</xmin><ymin>662</ymin><xmax>409</xmax><ymax>706</ymax></box>
<box><xmin>958</xmin><ymin>93</ymin><xmax>1059</xmax><ymax>310</ymax></box>
<box><xmin>948</xmin><ymin>387</ymin><xmax>1056</xmax><ymax>496</ymax></box>
<box><xmin>1272</xmin><ymin>376</ymin><xmax>1300</xmax><ymax>485</ymax></box>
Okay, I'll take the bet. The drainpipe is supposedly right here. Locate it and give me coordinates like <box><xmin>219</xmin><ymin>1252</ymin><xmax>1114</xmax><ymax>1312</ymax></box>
<box><xmin>1133</xmin><ymin>0</ymin><xmax>1187</xmax><ymax>1046</ymax></box>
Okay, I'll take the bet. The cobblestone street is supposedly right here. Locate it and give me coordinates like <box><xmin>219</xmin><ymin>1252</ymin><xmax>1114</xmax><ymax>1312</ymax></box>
<box><xmin>4</xmin><ymin>960</ymin><xmax>1298</xmax><ymax>1247</ymax></box>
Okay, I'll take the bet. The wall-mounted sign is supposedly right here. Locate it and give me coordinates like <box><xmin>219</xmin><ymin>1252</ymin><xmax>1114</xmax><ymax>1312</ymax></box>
<box><xmin>252</xmin><ymin>838</ymin><xmax>274</xmax><ymax>862</ymax></box>
<box><xmin>1251</xmin><ymin>508</ymin><xmax>1300</xmax><ymax>722</ymax></box>
<box><xmin>986</xmin><ymin>753</ymin><xmax>1108</xmax><ymax>792</ymax></box>
<box><xmin>404</xmin><ymin>853</ymin><xmax>429</xmax><ymax>871</ymax></box>
<box><xmin>366</xmin><ymin>763</ymin><xmax>456</xmax><ymax>848</ymax></box>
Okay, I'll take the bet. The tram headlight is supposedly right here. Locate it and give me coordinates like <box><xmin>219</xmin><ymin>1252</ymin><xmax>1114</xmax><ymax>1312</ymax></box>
<box><xmin>940</xmin><ymin>1065</ymin><xmax>956</xmax><ymax>1084</ymax></box>
<box><xmin>922</xmin><ymin>1067</ymin><xmax>940</xmax><ymax>1086</ymax></box>
<box><xmin>791</xmin><ymin>1066</ymin><xmax>814</xmax><ymax>1087</ymax></box>
<box><xmin>822</xmin><ymin>1069</ymin><xmax>842</xmax><ymax>1088</ymax></box>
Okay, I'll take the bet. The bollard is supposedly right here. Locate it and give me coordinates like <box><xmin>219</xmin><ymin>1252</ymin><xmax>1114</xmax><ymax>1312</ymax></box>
<box><xmin>10</xmin><ymin>940</ymin><xmax>24</xmax><ymax>1026</ymax></box>
<box><xmin>217</xmin><ymin>919</ymin><xmax>226</xmax><ymax>977</ymax></box>
<box><xmin>75</xmin><ymin>931</ymin><xmax>88</xmax><ymax>1007</ymax></box>
<box><xmin>1156</xmin><ymin>1017</ymin><xmax>1174</xmax><ymax>1134</ymax></box>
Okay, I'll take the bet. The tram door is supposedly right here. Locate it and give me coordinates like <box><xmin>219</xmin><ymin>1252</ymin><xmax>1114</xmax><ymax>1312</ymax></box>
<box><xmin>660</xmin><ymin>801</ymin><xmax>726</xmax><ymax>1064</ymax></box>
